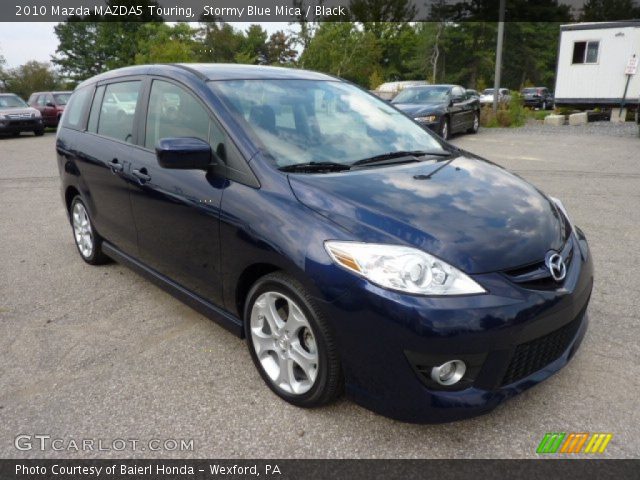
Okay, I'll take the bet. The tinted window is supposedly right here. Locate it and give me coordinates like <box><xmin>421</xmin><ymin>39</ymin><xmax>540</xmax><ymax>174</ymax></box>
<box><xmin>97</xmin><ymin>81</ymin><xmax>141</xmax><ymax>143</ymax></box>
<box><xmin>145</xmin><ymin>80</ymin><xmax>210</xmax><ymax>149</ymax></box>
<box><xmin>61</xmin><ymin>86</ymin><xmax>92</xmax><ymax>130</ymax></box>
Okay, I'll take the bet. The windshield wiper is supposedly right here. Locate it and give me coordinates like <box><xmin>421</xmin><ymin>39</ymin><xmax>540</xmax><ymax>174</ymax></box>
<box><xmin>279</xmin><ymin>162</ymin><xmax>351</xmax><ymax>173</ymax></box>
<box><xmin>351</xmin><ymin>150</ymin><xmax>451</xmax><ymax>167</ymax></box>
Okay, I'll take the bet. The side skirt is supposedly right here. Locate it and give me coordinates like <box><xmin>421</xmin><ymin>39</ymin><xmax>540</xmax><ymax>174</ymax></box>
<box><xmin>102</xmin><ymin>242</ymin><xmax>244</xmax><ymax>338</ymax></box>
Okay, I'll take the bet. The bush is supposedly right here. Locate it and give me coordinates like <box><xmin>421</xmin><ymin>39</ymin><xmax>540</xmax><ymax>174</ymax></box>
<box><xmin>479</xmin><ymin>91</ymin><xmax>527</xmax><ymax>128</ymax></box>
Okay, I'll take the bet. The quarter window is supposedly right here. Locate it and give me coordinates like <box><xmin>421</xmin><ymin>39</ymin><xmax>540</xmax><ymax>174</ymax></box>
<box><xmin>61</xmin><ymin>86</ymin><xmax>93</xmax><ymax>130</ymax></box>
<box><xmin>572</xmin><ymin>41</ymin><xmax>599</xmax><ymax>64</ymax></box>
<box><xmin>145</xmin><ymin>80</ymin><xmax>212</xmax><ymax>150</ymax></box>
<box><xmin>97</xmin><ymin>81</ymin><xmax>141</xmax><ymax>143</ymax></box>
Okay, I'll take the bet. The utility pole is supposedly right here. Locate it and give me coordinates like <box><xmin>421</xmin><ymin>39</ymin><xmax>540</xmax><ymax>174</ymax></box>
<box><xmin>493</xmin><ymin>0</ymin><xmax>506</xmax><ymax>115</ymax></box>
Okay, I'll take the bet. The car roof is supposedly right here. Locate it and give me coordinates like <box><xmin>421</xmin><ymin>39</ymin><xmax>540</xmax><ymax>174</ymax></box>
<box><xmin>77</xmin><ymin>63</ymin><xmax>335</xmax><ymax>89</ymax></box>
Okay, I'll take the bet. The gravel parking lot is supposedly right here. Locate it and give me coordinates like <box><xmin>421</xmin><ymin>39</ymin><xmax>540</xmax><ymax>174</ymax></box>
<box><xmin>1</xmin><ymin>125</ymin><xmax>638</xmax><ymax>459</ymax></box>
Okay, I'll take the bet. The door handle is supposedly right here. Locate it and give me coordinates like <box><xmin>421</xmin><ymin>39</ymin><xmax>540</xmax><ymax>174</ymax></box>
<box><xmin>109</xmin><ymin>158</ymin><xmax>124</xmax><ymax>173</ymax></box>
<box><xmin>132</xmin><ymin>168</ymin><xmax>151</xmax><ymax>183</ymax></box>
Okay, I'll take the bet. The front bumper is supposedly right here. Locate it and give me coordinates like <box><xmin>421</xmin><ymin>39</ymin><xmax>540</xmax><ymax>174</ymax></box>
<box><xmin>0</xmin><ymin>118</ymin><xmax>43</xmax><ymax>133</ymax></box>
<box><xmin>413</xmin><ymin>118</ymin><xmax>440</xmax><ymax>132</ymax></box>
<box><xmin>317</xmin><ymin>230</ymin><xmax>593</xmax><ymax>423</ymax></box>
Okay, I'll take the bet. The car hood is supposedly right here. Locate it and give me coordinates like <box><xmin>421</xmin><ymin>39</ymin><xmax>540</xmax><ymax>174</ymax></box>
<box><xmin>393</xmin><ymin>103</ymin><xmax>446</xmax><ymax>116</ymax></box>
<box><xmin>288</xmin><ymin>155</ymin><xmax>569</xmax><ymax>274</ymax></box>
<box><xmin>0</xmin><ymin>107</ymin><xmax>40</xmax><ymax>117</ymax></box>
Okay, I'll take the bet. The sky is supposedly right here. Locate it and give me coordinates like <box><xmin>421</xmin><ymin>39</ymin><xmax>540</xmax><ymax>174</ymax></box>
<box><xmin>0</xmin><ymin>22</ymin><xmax>290</xmax><ymax>68</ymax></box>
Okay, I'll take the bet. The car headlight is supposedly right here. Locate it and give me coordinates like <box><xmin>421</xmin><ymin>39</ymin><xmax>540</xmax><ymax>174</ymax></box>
<box><xmin>414</xmin><ymin>115</ymin><xmax>437</xmax><ymax>123</ymax></box>
<box><xmin>324</xmin><ymin>241</ymin><xmax>486</xmax><ymax>295</ymax></box>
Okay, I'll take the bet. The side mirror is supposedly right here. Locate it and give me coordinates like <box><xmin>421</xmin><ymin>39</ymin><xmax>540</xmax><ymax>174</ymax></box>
<box><xmin>450</xmin><ymin>95</ymin><xmax>464</xmax><ymax>104</ymax></box>
<box><xmin>46</xmin><ymin>102</ymin><xmax>56</xmax><ymax>107</ymax></box>
<box><xmin>156</xmin><ymin>137</ymin><xmax>214</xmax><ymax>170</ymax></box>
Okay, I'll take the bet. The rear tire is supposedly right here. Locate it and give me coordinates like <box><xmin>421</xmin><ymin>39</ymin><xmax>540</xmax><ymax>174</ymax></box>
<box><xmin>70</xmin><ymin>196</ymin><xmax>110</xmax><ymax>265</ymax></box>
<box><xmin>244</xmin><ymin>272</ymin><xmax>343</xmax><ymax>408</ymax></box>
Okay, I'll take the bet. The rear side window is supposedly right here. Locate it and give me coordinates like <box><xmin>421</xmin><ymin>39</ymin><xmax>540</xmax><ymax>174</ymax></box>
<box><xmin>62</xmin><ymin>86</ymin><xmax>93</xmax><ymax>130</ymax></box>
<box><xmin>97</xmin><ymin>81</ymin><xmax>141</xmax><ymax>143</ymax></box>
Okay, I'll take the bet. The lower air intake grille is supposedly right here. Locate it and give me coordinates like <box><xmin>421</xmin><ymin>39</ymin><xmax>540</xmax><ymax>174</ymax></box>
<box><xmin>501</xmin><ymin>309</ymin><xmax>585</xmax><ymax>386</ymax></box>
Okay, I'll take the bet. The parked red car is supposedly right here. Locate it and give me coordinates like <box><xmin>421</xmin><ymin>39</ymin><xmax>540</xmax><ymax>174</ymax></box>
<box><xmin>28</xmin><ymin>91</ymin><xmax>72</xmax><ymax>127</ymax></box>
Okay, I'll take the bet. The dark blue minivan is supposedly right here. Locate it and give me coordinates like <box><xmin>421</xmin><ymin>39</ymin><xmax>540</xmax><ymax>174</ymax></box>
<box><xmin>56</xmin><ymin>64</ymin><xmax>593</xmax><ymax>423</ymax></box>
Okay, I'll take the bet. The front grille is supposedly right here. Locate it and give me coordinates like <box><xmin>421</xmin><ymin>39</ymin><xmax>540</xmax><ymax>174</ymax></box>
<box><xmin>503</xmin><ymin>239</ymin><xmax>574</xmax><ymax>290</ymax></box>
<box><xmin>8</xmin><ymin>120</ymin><xmax>37</xmax><ymax>127</ymax></box>
<box><xmin>501</xmin><ymin>309</ymin><xmax>585</xmax><ymax>386</ymax></box>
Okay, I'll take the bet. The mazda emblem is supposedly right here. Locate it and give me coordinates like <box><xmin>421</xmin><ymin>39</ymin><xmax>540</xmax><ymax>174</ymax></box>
<box><xmin>546</xmin><ymin>253</ymin><xmax>566</xmax><ymax>282</ymax></box>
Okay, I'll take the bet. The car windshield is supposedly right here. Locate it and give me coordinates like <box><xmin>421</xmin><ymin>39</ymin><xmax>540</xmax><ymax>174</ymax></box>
<box><xmin>482</xmin><ymin>89</ymin><xmax>494</xmax><ymax>95</ymax></box>
<box><xmin>209</xmin><ymin>79</ymin><xmax>443</xmax><ymax>168</ymax></box>
<box><xmin>392</xmin><ymin>86</ymin><xmax>450</xmax><ymax>104</ymax></box>
<box><xmin>0</xmin><ymin>94</ymin><xmax>28</xmax><ymax>109</ymax></box>
<box><xmin>53</xmin><ymin>93</ymin><xmax>71</xmax><ymax>105</ymax></box>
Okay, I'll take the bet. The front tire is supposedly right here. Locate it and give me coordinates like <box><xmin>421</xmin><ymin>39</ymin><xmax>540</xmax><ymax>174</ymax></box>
<box><xmin>244</xmin><ymin>272</ymin><xmax>343</xmax><ymax>408</ymax></box>
<box><xmin>34</xmin><ymin>128</ymin><xmax>45</xmax><ymax>136</ymax></box>
<box><xmin>70</xmin><ymin>196</ymin><xmax>109</xmax><ymax>265</ymax></box>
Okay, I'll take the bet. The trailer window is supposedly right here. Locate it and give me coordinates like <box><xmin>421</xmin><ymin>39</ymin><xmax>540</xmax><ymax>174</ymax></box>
<box><xmin>572</xmin><ymin>41</ymin><xmax>599</xmax><ymax>64</ymax></box>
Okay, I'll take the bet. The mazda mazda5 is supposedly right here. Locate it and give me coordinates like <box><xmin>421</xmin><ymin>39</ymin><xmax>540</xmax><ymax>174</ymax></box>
<box><xmin>56</xmin><ymin>64</ymin><xmax>593</xmax><ymax>423</ymax></box>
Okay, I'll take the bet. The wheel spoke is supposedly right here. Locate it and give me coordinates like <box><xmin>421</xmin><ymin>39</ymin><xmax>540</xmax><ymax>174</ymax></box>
<box><xmin>265</xmin><ymin>293</ymin><xmax>285</xmax><ymax>331</ymax></box>
<box><xmin>252</xmin><ymin>331</ymin><xmax>276</xmax><ymax>357</ymax></box>
<box><xmin>285</xmin><ymin>301</ymin><xmax>307</xmax><ymax>334</ymax></box>
<box><xmin>275</xmin><ymin>356</ymin><xmax>295</xmax><ymax>390</ymax></box>
<box><xmin>290</xmin><ymin>342</ymin><xmax>317</xmax><ymax>382</ymax></box>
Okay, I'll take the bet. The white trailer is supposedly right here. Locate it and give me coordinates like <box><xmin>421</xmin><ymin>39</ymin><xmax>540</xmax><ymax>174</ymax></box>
<box><xmin>555</xmin><ymin>21</ymin><xmax>640</xmax><ymax>107</ymax></box>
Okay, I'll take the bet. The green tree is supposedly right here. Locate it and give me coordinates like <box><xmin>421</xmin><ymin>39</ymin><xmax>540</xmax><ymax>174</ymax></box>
<box><xmin>52</xmin><ymin>0</ymin><xmax>163</xmax><ymax>81</ymax></box>
<box><xmin>236</xmin><ymin>24</ymin><xmax>268</xmax><ymax>64</ymax></box>
<box><xmin>134</xmin><ymin>23</ymin><xmax>199</xmax><ymax>64</ymax></box>
<box><xmin>300</xmin><ymin>22</ymin><xmax>381</xmax><ymax>86</ymax></box>
<box><xmin>581</xmin><ymin>0</ymin><xmax>640</xmax><ymax>20</ymax></box>
<box><xmin>0</xmin><ymin>52</ymin><xmax>6</xmax><ymax>91</ymax></box>
<box><xmin>264</xmin><ymin>31</ymin><xmax>298</xmax><ymax>65</ymax></box>
<box><xmin>4</xmin><ymin>61</ymin><xmax>63</xmax><ymax>99</ymax></box>
<box><xmin>198</xmin><ymin>21</ymin><xmax>245</xmax><ymax>62</ymax></box>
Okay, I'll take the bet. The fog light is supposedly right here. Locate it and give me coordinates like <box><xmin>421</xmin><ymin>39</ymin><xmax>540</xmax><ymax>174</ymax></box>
<box><xmin>430</xmin><ymin>360</ymin><xmax>466</xmax><ymax>386</ymax></box>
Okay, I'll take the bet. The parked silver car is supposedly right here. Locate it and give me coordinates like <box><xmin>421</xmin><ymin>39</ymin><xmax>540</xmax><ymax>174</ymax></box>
<box><xmin>0</xmin><ymin>93</ymin><xmax>44</xmax><ymax>137</ymax></box>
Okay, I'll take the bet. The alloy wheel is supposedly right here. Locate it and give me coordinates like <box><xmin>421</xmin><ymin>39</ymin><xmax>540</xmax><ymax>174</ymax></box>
<box><xmin>72</xmin><ymin>201</ymin><xmax>94</xmax><ymax>258</ymax></box>
<box><xmin>249</xmin><ymin>291</ymin><xmax>319</xmax><ymax>395</ymax></box>
<box><xmin>473</xmin><ymin>113</ymin><xmax>479</xmax><ymax>132</ymax></box>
